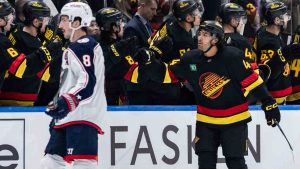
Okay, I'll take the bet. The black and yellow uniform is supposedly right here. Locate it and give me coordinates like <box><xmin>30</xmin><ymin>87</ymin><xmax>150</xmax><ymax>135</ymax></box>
<box><xmin>219</xmin><ymin>3</ymin><xmax>256</xmax><ymax>63</ymax></box>
<box><xmin>0</xmin><ymin>32</ymin><xmax>46</xmax><ymax>89</ymax></box>
<box><xmin>286</xmin><ymin>29</ymin><xmax>300</xmax><ymax>104</ymax></box>
<box><xmin>125</xmin><ymin>0</ymin><xmax>200</xmax><ymax>105</ymax></box>
<box><xmin>225</xmin><ymin>32</ymin><xmax>263</xmax><ymax>105</ymax></box>
<box><xmin>254</xmin><ymin>28</ymin><xmax>292</xmax><ymax>104</ymax></box>
<box><xmin>0</xmin><ymin>26</ymin><xmax>45</xmax><ymax>106</ymax></box>
<box><xmin>159</xmin><ymin>21</ymin><xmax>197</xmax><ymax>62</ymax></box>
<box><xmin>0</xmin><ymin>33</ymin><xmax>22</xmax><ymax>89</ymax></box>
<box><xmin>35</xmin><ymin>19</ymin><xmax>65</xmax><ymax>106</ymax></box>
<box><xmin>124</xmin><ymin>18</ymin><xmax>197</xmax><ymax>105</ymax></box>
<box><xmin>34</xmin><ymin>40</ymin><xmax>63</xmax><ymax>106</ymax></box>
<box><xmin>253</xmin><ymin>1</ymin><xmax>293</xmax><ymax>104</ymax></box>
<box><xmin>96</xmin><ymin>7</ymin><xmax>137</xmax><ymax>105</ymax></box>
<box><xmin>142</xmin><ymin>46</ymin><xmax>274</xmax><ymax>169</ymax></box>
<box><xmin>225</xmin><ymin>32</ymin><xmax>256</xmax><ymax>62</ymax></box>
<box><xmin>137</xmin><ymin>20</ymin><xmax>280</xmax><ymax>169</ymax></box>
<box><xmin>0</xmin><ymin>25</ymin><xmax>56</xmax><ymax>87</ymax></box>
<box><xmin>101</xmin><ymin>37</ymin><xmax>136</xmax><ymax>105</ymax></box>
<box><xmin>148</xmin><ymin>46</ymin><xmax>263</xmax><ymax>125</ymax></box>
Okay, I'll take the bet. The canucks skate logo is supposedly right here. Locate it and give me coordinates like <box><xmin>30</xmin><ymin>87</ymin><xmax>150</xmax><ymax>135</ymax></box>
<box><xmin>199</xmin><ymin>72</ymin><xmax>230</xmax><ymax>99</ymax></box>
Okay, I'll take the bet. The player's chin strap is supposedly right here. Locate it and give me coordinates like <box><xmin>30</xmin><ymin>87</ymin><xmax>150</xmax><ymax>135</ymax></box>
<box><xmin>203</xmin><ymin>43</ymin><xmax>213</xmax><ymax>54</ymax></box>
<box><xmin>0</xmin><ymin>26</ymin><xmax>4</xmax><ymax>33</ymax></box>
<box><xmin>31</xmin><ymin>19</ymin><xmax>44</xmax><ymax>35</ymax></box>
<box><xmin>203</xmin><ymin>38</ymin><xmax>216</xmax><ymax>54</ymax></box>
<box><xmin>1</xmin><ymin>16</ymin><xmax>10</xmax><ymax>32</ymax></box>
<box><xmin>203</xmin><ymin>33</ymin><xmax>219</xmax><ymax>54</ymax></box>
<box><xmin>69</xmin><ymin>22</ymin><xmax>83</xmax><ymax>42</ymax></box>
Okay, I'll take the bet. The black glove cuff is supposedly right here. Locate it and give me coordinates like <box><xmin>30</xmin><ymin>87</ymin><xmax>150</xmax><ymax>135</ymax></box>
<box><xmin>149</xmin><ymin>46</ymin><xmax>162</xmax><ymax>56</ymax></box>
<box><xmin>261</xmin><ymin>98</ymin><xmax>277</xmax><ymax>111</ymax></box>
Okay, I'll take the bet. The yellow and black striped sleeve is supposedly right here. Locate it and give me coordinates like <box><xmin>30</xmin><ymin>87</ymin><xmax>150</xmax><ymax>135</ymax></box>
<box><xmin>227</xmin><ymin>51</ymin><xmax>264</xmax><ymax>97</ymax></box>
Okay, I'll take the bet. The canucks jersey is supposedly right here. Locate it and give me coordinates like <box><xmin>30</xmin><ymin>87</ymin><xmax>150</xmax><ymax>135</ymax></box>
<box><xmin>125</xmin><ymin>20</ymin><xmax>197</xmax><ymax>84</ymax></box>
<box><xmin>286</xmin><ymin>30</ymin><xmax>300</xmax><ymax>103</ymax></box>
<box><xmin>54</xmin><ymin>36</ymin><xmax>107</xmax><ymax>134</ymax></box>
<box><xmin>0</xmin><ymin>33</ymin><xmax>17</xmax><ymax>89</ymax></box>
<box><xmin>157</xmin><ymin>20</ymin><xmax>197</xmax><ymax>62</ymax></box>
<box><xmin>145</xmin><ymin>46</ymin><xmax>265</xmax><ymax>125</ymax></box>
<box><xmin>225</xmin><ymin>32</ymin><xmax>256</xmax><ymax>62</ymax></box>
<box><xmin>0</xmin><ymin>30</ymin><xmax>52</xmax><ymax>94</ymax></box>
<box><xmin>0</xmin><ymin>28</ymin><xmax>44</xmax><ymax>106</ymax></box>
<box><xmin>253</xmin><ymin>28</ymin><xmax>292</xmax><ymax>103</ymax></box>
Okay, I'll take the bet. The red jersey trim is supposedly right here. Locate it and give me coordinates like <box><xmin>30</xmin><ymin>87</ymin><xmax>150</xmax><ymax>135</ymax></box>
<box><xmin>36</xmin><ymin>63</ymin><xmax>50</xmax><ymax>79</ymax></box>
<box><xmin>54</xmin><ymin>121</ymin><xmax>104</xmax><ymax>135</ymax></box>
<box><xmin>8</xmin><ymin>53</ymin><xmax>26</xmax><ymax>75</ymax></box>
<box><xmin>124</xmin><ymin>63</ymin><xmax>138</xmax><ymax>81</ymax></box>
<box><xmin>64</xmin><ymin>155</ymin><xmax>98</xmax><ymax>163</ymax></box>
<box><xmin>251</xmin><ymin>62</ymin><xmax>258</xmax><ymax>70</ymax></box>
<box><xmin>197</xmin><ymin>102</ymin><xmax>249</xmax><ymax>117</ymax></box>
<box><xmin>241</xmin><ymin>72</ymin><xmax>259</xmax><ymax>88</ymax></box>
<box><xmin>292</xmin><ymin>84</ymin><xmax>300</xmax><ymax>93</ymax></box>
<box><xmin>0</xmin><ymin>91</ymin><xmax>37</xmax><ymax>101</ymax></box>
<box><xmin>168</xmin><ymin>68</ymin><xmax>179</xmax><ymax>83</ymax></box>
<box><xmin>269</xmin><ymin>86</ymin><xmax>292</xmax><ymax>98</ymax></box>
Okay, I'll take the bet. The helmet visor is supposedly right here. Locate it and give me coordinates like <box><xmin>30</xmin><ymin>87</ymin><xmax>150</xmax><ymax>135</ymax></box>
<box><xmin>282</xmin><ymin>13</ymin><xmax>291</xmax><ymax>22</ymax></box>
<box><xmin>240</xmin><ymin>15</ymin><xmax>248</xmax><ymax>24</ymax></box>
<box><xmin>191</xmin><ymin>8</ymin><xmax>202</xmax><ymax>17</ymax></box>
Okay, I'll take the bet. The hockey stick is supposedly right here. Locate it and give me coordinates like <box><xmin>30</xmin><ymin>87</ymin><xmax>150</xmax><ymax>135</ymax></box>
<box><xmin>275</xmin><ymin>121</ymin><xmax>293</xmax><ymax>151</ymax></box>
<box><xmin>275</xmin><ymin>121</ymin><xmax>295</xmax><ymax>162</ymax></box>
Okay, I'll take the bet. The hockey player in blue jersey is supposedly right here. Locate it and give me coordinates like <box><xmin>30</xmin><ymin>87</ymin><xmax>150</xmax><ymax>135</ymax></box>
<box><xmin>41</xmin><ymin>2</ymin><xmax>107</xmax><ymax>169</ymax></box>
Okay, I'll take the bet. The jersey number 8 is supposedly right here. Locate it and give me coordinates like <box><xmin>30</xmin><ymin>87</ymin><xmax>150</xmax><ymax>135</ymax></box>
<box><xmin>7</xmin><ymin>48</ymin><xmax>19</xmax><ymax>58</ymax></box>
<box><xmin>83</xmin><ymin>55</ymin><xmax>91</xmax><ymax>67</ymax></box>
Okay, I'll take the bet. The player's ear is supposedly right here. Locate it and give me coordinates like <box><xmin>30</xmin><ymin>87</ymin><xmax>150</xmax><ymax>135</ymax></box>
<box><xmin>274</xmin><ymin>17</ymin><xmax>281</xmax><ymax>25</ymax></box>
<box><xmin>212</xmin><ymin>38</ymin><xmax>219</xmax><ymax>45</ymax></box>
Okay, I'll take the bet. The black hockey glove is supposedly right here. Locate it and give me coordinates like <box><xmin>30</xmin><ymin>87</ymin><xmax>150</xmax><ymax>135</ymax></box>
<box><xmin>149</xmin><ymin>36</ymin><xmax>173</xmax><ymax>57</ymax></box>
<box><xmin>133</xmin><ymin>48</ymin><xmax>156</xmax><ymax>65</ymax></box>
<box><xmin>280</xmin><ymin>43</ymin><xmax>300</xmax><ymax>61</ymax></box>
<box><xmin>261</xmin><ymin>98</ymin><xmax>281</xmax><ymax>127</ymax></box>
<box><xmin>45</xmin><ymin>94</ymin><xmax>79</xmax><ymax>120</ymax></box>
<box><xmin>258</xmin><ymin>64</ymin><xmax>271</xmax><ymax>82</ymax></box>
<box><xmin>40</xmin><ymin>14</ymin><xmax>61</xmax><ymax>43</ymax></box>
<box><xmin>35</xmin><ymin>41</ymin><xmax>63</xmax><ymax>63</ymax></box>
<box><xmin>109</xmin><ymin>36</ymin><xmax>138</xmax><ymax>63</ymax></box>
<box><xmin>35</xmin><ymin>46</ymin><xmax>52</xmax><ymax>63</ymax></box>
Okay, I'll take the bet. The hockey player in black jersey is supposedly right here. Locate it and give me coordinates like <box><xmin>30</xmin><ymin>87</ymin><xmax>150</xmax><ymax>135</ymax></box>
<box><xmin>125</xmin><ymin>0</ymin><xmax>202</xmax><ymax>105</ymax></box>
<box><xmin>0</xmin><ymin>0</ymin><xmax>63</xmax><ymax>106</ymax></box>
<box><xmin>219</xmin><ymin>2</ymin><xmax>256</xmax><ymax>62</ymax></box>
<box><xmin>218</xmin><ymin>2</ymin><xmax>270</xmax><ymax>104</ymax></box>
<box><xmin>35</xmin><ymin>13</ymin><xmax>65</xmax><ymax>106</ymax></box>
<box><xmin>286</xmin><ymin>26</ymin><xmax>300</xmax><ymax>104</ymax></box>
<box><xmin>96</xmin><ymin>7</ymin><xmax>137</xmax><ymax>105</ymax></box>
<box><xmin>0</xmin><ymin>0</ymin><xmax>58</xmax><ymax>91</ymax></box>
<box><xmin>135</xmin><ymin>21</ymin><xmax>281</xmax><ymax>169</ymax></box>
<box><xmin>254</xmin><ymin>1</ymin><xmax>300</xmax><ymax>104</ymax></box>
<box><xmin>156</xmin><ymin>0</ymin><xmax>201</xmax><ymax>62</ymax></box>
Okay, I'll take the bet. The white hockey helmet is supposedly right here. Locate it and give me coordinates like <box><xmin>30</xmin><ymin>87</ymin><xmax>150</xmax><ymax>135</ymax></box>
<box><xmin>60</xmin><ymin>2</ymin><xmax>93</xmax><ymax>28</ymax></box>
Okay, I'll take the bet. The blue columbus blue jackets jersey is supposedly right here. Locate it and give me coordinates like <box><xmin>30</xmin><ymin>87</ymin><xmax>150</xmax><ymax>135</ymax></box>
<box><xmin>54</xmin><ymin>36</ymin><xmax>107</xmax><ymax>134</ymax></box>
